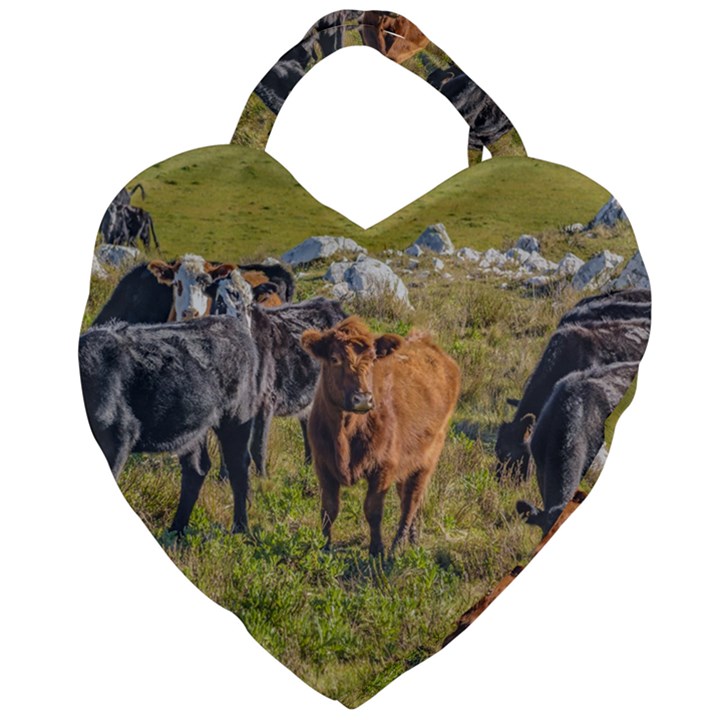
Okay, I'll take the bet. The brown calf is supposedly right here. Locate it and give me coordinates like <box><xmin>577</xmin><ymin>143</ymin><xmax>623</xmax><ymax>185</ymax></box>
<box><xmin>301</xmin><ymin>317</ymin><xmax>460</xmax><ymax>557</ymax></box>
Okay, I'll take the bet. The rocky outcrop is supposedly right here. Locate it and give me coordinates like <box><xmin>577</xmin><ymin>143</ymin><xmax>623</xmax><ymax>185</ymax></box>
<box><xmin>281</xmin><ymin>236</ymin><xmax>366</xmax><ymax>266</ymax></box>
<box><xmin>413</xmin><ymin>224</ymin><xmax>455</xmax><ymax>255</ymax></box>
<box><xmin>572</xmin><ymin>250</ymin><xmax>624</xmax><ymax>291</ymax></box>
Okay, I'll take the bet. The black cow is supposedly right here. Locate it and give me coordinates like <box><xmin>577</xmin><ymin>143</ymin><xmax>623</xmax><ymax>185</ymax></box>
<box><xmin>92</xmin><ymin>264</ymin><xmax>173</xmax><ymax>326</ymax></box>
<box><xmin>91</xmin><ymin>261</ymin><xmax>296</xmax><ymax>327</ymax></box>
<box><xmin>495</xmin><ymin>319</ymin><xmax>650</xmax><ymax>482</ymax></box>
<box><xmin>517</xmin><ymin>361</ymin><xmax>640</xmax><ymax>534</ymax></box>
<box><xmin>560</xmin><ymin>288</ymin><xmax>651</xmax><ymax>326</ymax></box>
<box><xmin>79</xmin><ymin>315</ymin><xmax>260</xmax><ymax>533</ymax></box>
<box><xmin>99</xmin><ymin>184</ymin><xmax>158</xmax><ymax>250</ymax></box>
<box><xmin>206</xmin><ymin>272</ymin><xmax>347</xmax><ymax>475</ymax></box>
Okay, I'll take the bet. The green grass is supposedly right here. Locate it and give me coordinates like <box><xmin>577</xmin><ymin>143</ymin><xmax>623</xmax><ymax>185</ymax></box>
<box><xmin>84</xmin><ymin>150</ymin><xmax>644</xmax><ymax>706</ymax></box>
<box><xmin>111</xmin><ymin>146</ymin><xmax>634</xmax><ymax>263</ymax></box>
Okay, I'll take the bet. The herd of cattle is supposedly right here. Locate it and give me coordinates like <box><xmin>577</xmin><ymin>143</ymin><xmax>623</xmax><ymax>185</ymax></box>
<box><xmin>80</xmin><ymin>251</ymin><xmax>650</xmax><ymax>557</ymax></box>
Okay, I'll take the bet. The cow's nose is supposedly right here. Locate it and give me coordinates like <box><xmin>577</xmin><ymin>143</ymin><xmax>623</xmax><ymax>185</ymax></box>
<box><xmin>182</xmin><ymin>308</ymin><xmax>199</xmax><ymax>320</ymax></box>
<box><xmin>351</xmin><ymin>392</ymin><xmax>374</xmax><ymax>412</ymax></box>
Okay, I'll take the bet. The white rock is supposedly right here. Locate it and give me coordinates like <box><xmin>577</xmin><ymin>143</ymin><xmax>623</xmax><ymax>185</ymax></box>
<box><xmin>478</xmin><ymin>248</ymin><xmax>507</xmax><ymax>268</ymax></box>
<box><xmin>456</xmin><ymin>247</ymin><xmax>482</xmax><ymax>262</ymax></box>
<box><xmin>565</xmin><ymin>222</ymin><xmax>586</xmax><ymax>234</ymax></box>
<box><xmin>432</xmin><ymin>258</ymin><xmax>445</xmax><ymax>271</ymax></box>
<box><xmin>344</xmin><ymin>258</ymin><xmax>410</xmax><ymax>305</ymax></box>
<box><xmin>505</xmin><ymin>247</ymin><xmax>530</xmax><ymax>265</ymax></box>
<box><xmin>516</xmin><ymin>234</ymin><xmax>540</xmax><ymax>253</ymax></box>
<box><xmin>331</xmin><ymin>282</ymin><xmax>354</xmax><ymax>300</ymax></box>
<box><xmin>324</xmin><ymin>261</ymin><xmax>352</xmax><ymax>284</ymax></box>
<box><xmin>442</xmin><ymin>273</ymin><xmax>453</xmax><ymax>280</ymax></box>
<box><xmin>589</xmin><ymin>197</ymin><xmax>628</xmax><ymax>229</ymax></box>
<box><xmin>91</xmin><ymin>255</ymin><xmax>108</xmax><ymax>279</ymax></box>
<box><xmin>356</xmin><ymin>253</ymin><xmax>368</xmax><ymax>262</ymax></box>
<box><xmin>405</xmin><ymin>244</ymin><xmax>423</xmax><ymax>257</ymax></box>
<box><xmin>280</xmin><ymin>236</ymin><xmax>366</xmax><ymax>266</ymax></box>
<box><xmin>523</xmin><ymin>251</ymin><xmax>558</xmax><ymax>274</ymax></box>
<box><xmin>572</xmin><ymin>250</ymin><xmax>625</xmax><ymax>291</ymax></box>
<box><xmin>95</xmin><ymin>243</ymin><xmax>139</xmax><ymax>268</ymax></box>
<box><xmin>414</xmin><ymin>223</ymin><xmax>455</xmax><ymax>255</ymax></box>
<box><xmin>556</xmin><ymin>252</ymin><xmax>585</xmax><ymax>277</ymax></box>
<box><xmin>607</xmin><ymin>251</ymin><xmax>651</xmax><ymax>291</ymax></box>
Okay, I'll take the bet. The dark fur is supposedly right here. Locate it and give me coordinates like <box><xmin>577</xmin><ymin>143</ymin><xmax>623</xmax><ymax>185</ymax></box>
<box><xmin>241</xmin><ymin>297</ymin><xmax>347</xmax><ymax>475</ymax></box>
<box><xmin>79</xmin><ymin>316</ymin><xmax>260</xmax><ymax>532</ymax></box>
<box><xmin>91</xmin><ymin>263</ymin><xmax>296</xmax><ymax>327</ymax></box>
<box><xmin>92</xmin><ymin>264</ymin><xmax>173</xmax><ymax>326</ymax></box>
<box><xmin>517</xmin><ymin>362</ymin><xmax>639</xmax><ymax>534</ymax></box>
<box><xmin>495</xmin><ymin>319</ymin><xmax>650</xmax><ymax>481</ymax></box>
<box><xmin>560</xmin><ymin>288</ymin><xmax>651</xmax><ymax>326</ymax></box>
<box><xmin>238</xmin><ymin>263</ymin><xmax>296</xmax><ymax>303</ymax></box>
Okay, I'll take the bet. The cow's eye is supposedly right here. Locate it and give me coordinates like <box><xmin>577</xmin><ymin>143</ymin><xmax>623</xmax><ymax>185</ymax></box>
<box><xmin>330</xmin><ymin>355</ymin><xmax>342</xmax><ymax>366</ymax></box>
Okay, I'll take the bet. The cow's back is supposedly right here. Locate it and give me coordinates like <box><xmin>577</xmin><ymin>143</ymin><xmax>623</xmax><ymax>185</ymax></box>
<box><xmin>374</xmin><ymin>334</ymin><xmax>460</xmax><ymax>464</ymax></box>
<box><xmin>517</xmin><ymin>319</ymin><xmax>649</xmax><ymax>417</ymax></box>
<box><xmin>81</xmin><ymin>317</ymin><xmax>258</xmax><ymax>454</ymax></box>
<box><xmin>93</xmin><ymin>264</ymin><xmax>173</xmax><ymax>326</ymax></box>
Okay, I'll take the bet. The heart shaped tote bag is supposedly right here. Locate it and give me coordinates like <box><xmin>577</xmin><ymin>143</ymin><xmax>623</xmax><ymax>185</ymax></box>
<box><xmin>79</xmin><ymin>9</ymin><xmax>651</xmax><ymax>708</ymax></box>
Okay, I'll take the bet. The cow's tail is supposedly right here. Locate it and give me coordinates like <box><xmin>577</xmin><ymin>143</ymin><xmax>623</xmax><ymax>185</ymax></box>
<box><xmin>129</xmin><ymin>183</ymin><xmax>146</xmax><ymax>200</ymax></box>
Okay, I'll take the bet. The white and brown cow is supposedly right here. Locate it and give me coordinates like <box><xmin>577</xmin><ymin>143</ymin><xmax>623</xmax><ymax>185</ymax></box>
<box><xmin>147</xmin><ymin>254</ymin><xmax>235</xmax><ymax>321</ymax></box>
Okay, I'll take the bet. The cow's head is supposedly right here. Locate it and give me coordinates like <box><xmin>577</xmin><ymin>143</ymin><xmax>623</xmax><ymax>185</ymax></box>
<box><xmin>251</xmin><ymin>282</ymin><xmax>282</xmax><ymax>307</ymax></box>
<box><xmin>148</xmin><ymin>255</ymin><xmax>235</xmax><ymax>321</ymax></box>
<box><xmin>206</xmin><ymin>269</ymin><xmax>254</xmax><ymax>329</ymax></box>
<box><xmin>495</xmin><ymin>414</ymin><xmax>535</xmax><ymax>483</ymax></box>
<box><xmin>301</xmin><ymin>317</ymin><xmax>402</xmax><ymax>413</ymax></box>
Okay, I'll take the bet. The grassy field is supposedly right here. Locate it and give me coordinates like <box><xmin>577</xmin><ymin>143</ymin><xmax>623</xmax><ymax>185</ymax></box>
<box><xmin>83</xmin><ymin>151</ymin><xmax>642</xmax><ymax>706</ymax></box>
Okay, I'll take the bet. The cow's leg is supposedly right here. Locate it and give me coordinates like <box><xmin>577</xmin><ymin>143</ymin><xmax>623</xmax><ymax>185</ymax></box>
<box><xmin>365</xmin><ymin>470</ymin><xmax>395</xmax><ymax>557</ymax></box>
<box><xmin>92</xmin><ymin>418</ymin><xmax>137</xmax><ymax>479</ymax></box>
<box><xmin>317</xmin><ymin>466</ymin><xmax>340</xmax><ymax>550</ymax></box>
<box><xmin>391</xmin><ymin>466</ymin><xmax>432</xmax><ymax>553</ymax></box>
<box><xmin>249</xmin><ymin>405</ymin><xmax>271</xmax><ymax>476</ymax></box>
<box><xmin>299</xmin><ymin>416</ymin><xmax>313</xmax><ymax>465</ymax></box>
<box><xmin>216</xmin><ymin>418</ymin><xmax>254</xmax><ymax>533</ymax></box>
<box><xmin>171</xmin><ymin>442</ymin><xmax>212</xmax><ymax>534</ymax></box>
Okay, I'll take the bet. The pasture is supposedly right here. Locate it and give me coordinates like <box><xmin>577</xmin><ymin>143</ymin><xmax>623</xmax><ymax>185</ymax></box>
<box><xmin>81</xmin><ymin>148</ymin><xmax>642</xmax><ymax>706</ymax></box>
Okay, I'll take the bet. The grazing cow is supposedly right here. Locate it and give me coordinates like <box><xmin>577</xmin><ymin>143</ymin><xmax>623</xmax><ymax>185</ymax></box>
<box><xmin>79</xmin><ymin>315</ymin><xmax>260</xmax><ymax>533</ymax></box>
<box><xmin>442</xmin><ymin>491</ymin><xmax>587</xmax><ymax>648</ymax></box>
<box><xmin>99</xmin><ymin>184</ymin><xmax>159</xmax><ymax>250</ymax></box>
<box><xmin>207</xmin><ymin>271</ymin><xmax>347</xmax><ymax>475</ymax></box>
<box><xmin>559</xmin><ymin>288</ymin><xmax>651</xmax><ymax>327</ymax></box>
<box><xmin>495</xmin><ymin>319</ymin><xmax>650</xmax><ymax>482</ymax></box>
<box><xmin>517</xmin><ymin>362</ymin><xmax>639</xmax><ymax>534</ymax></box>
<box><xmin>301</xmin><ymin>317</ymin><xmax>460</xmax><ymax>556</ymax></box>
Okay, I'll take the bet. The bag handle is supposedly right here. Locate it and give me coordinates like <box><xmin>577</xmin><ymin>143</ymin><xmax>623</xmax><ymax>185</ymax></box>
<box><xmin>231</xmin><ymin>10</ymin><xmax>526</xmax><ymax>164</ymax></box>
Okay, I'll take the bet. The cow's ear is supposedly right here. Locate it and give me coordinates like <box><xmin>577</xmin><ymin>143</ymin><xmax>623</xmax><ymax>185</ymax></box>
<box><xmin>209</xmin><ymin>263</ymin><xmax>236</xmax><ymax>280</ymax></box>
<box><xmin>147</xmin><ymin>260</ymin><xmax>176</xmax><ymax>285</ymax></box>
<box><xmin>254</xmin><ymin>282</ymin><xmax>279</xmax><ymax>296</ymax></box>
<box><xmin>301</xmin><ymin>329</ymin><xmax>333</xmax><ymax>359</ymax></box>
<box><xmin>520</xmin><ymin>413</ymin><xmax>536</xmax><ymax>442</ymax></box>
<box><xmin>507</xmin><ymin>398</ymin><xmax>520</xmax><ymax>408</ymax></box>
<box><xmin>375</xmin><ymin>334</ymin><xmax>403</xmax><ymax>358</ymax></box>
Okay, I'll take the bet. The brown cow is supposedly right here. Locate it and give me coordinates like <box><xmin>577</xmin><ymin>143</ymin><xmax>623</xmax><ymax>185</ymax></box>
<box><xmin>301</xmin><ymin>317</ymin><xmax>460</xmax><ymax>557</ymax></box>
